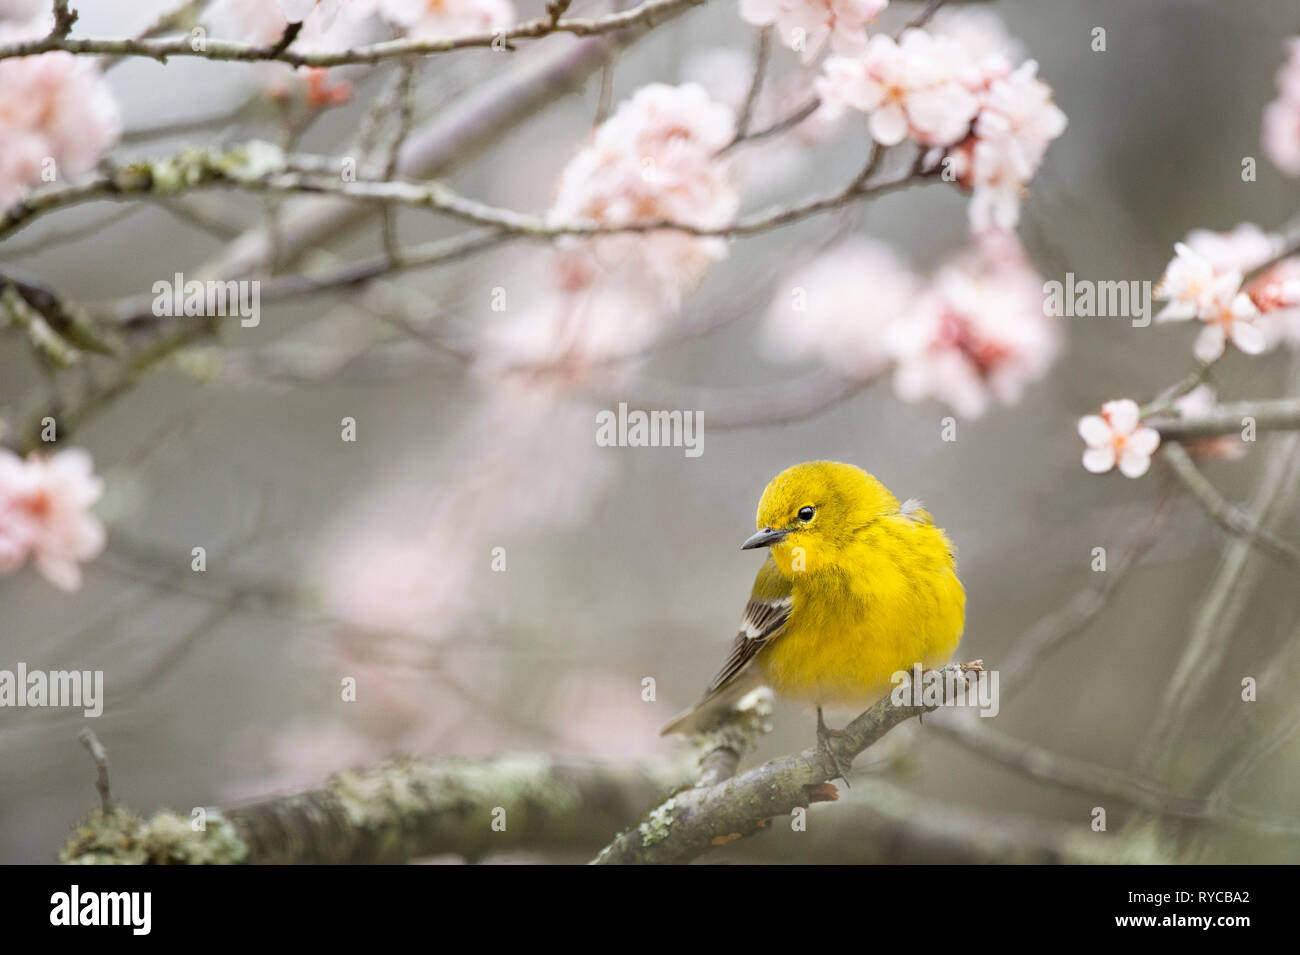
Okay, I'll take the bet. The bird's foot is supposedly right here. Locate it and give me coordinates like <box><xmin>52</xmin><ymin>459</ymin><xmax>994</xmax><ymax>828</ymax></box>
<box><xmin>815</xmin><ymin>707</ymin><xmax>853</xmax><ymax>787</ymax></box>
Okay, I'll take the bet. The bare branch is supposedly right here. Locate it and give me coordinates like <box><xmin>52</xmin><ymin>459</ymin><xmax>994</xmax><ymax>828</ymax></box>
<box><xmin>1162</xmin><ymin>442</ymin><xmax>1300</xmax><ymax>567</ymax></box>
<box><xmin>77</xmin><ymin>729</ymin><xmax>113</xmax><ymax>812</ymax></box>
<box><xmin>47</xmin><ymin>0</ymin><xmax>78</xmax><ymax>40</ymax></box>
<box><xmin>0</xmin><ymin>0</ymin><xmax>708</xmax><ymax>66</ymax></box>
<box><xmin>928</xmin><ymin>714</ymin><xmax>1300</xmax><ymax>837</ymax></box>
<box><xmin>1139</xmin><ymin>426</ymin><xmax>1300</xmax><ymax>776</ymax></box>
<box><xmin>1153</xmin><ymin>397</ymin><xmax>1300</xmax><ymax>441</ymax></box>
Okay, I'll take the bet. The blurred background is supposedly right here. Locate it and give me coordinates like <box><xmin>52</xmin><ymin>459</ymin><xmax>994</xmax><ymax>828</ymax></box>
<box><xmin>3</xmin><ymin>0</ymin><xmax>1300</xmax><ymax>863</ymax></box>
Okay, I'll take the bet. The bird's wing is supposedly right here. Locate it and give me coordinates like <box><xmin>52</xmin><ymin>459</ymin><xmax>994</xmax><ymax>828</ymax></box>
<box><xmin>660</xmin><ymin>556</ymin><xmax>792</xmax><ymax>735</ymax></box>
<box><xmin>706</xmin><ymin>561</ymin><xmax>793</xmax><ymax>695</ymax></box>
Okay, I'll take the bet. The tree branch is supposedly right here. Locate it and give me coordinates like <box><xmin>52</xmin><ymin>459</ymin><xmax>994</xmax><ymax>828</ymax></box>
<box><xmin>591</xmin><ymin>662</ymin><xmax>982</xmax><ymax>864</ymax></box>
<box><xmin>1162</xmin><ymin>441</ymin><xmax>1300</xmax><ymax>567</ymax></box>
<box><xmin>61</xmin><ymin>752</ymin><xmax>696</xmax><ymax>864</ymax></box>
<box><xmin>0</xmin><ymin>0</ymin><xmax>707</xmax><ymax>66</ymax></box>
<box><xmin>1153</xmin><ymin>397</ymin><xmax>1300</xmax><ymax>441</ymax></box>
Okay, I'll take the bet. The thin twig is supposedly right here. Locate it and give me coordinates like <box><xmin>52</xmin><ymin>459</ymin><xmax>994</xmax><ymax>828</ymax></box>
<box><xmin>731</xmin><ymin>27</ymin><xmax>772</xmax><ymax>145</ymax></box>
<box><xmin>77</xmin><ymin>729</ymin><xmax>113</xmax><ymax>812</ymax></box>
<box><xmin>1162</xmin><ymin>442</ymin><xmax>1300</xmax><ymax>567</ymax></box>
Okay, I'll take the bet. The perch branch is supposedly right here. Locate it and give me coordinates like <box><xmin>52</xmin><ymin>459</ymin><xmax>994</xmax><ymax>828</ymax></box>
<box><xmin>591</xmin><ymin>662</ymin><xmax>982</xmax><ymax>864</ymax></box>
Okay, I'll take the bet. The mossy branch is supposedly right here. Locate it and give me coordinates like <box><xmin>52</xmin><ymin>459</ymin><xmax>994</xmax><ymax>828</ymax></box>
<box><xmin>61</xmin><ymin>752</ymin><xmax>699</xmax><ymax>864</ymax></box>
<box><xmin>591</xmin><ymin>662</ymin><xmax>984</xmax><ymax>865</ymax></box>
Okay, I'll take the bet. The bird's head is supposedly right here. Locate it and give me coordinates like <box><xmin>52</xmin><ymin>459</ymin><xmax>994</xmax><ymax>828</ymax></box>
<box><xmin>743</xmin><ymin>460</ymin><xmax>899</xmax><ymax>575</ymax></box>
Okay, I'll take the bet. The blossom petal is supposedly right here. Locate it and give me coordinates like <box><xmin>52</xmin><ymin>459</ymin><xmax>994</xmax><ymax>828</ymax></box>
<box><xmin>1102</xmin><ymin>399</ymin><xmax>1140</xmax><ymax>435</ymax></box>
<box><xmin>868</xmin><ymin>103</ymin><xmax>909</xmax><ymax>145</ymax></box>
<box><xmin>1127</xmin><ymin>426</ymin><xmax>1161</xmax><ymax>456</ymax></box>
<box><xmin>1083</xmin><ymin>446</ymin><xmax>1116</xmax><ymax>474</ymax></box>
<box><xmin>1232</xmin><ymin>321</ymin><xmax>1268</xmax><ymax>355</ymax></box>
<box><xmin>1118</xmin><ymin>448</ymin><xmax>1153</xmax><ymax>478</ymax></box>
<box><xmin>1078</xmin><ymin>415</ymin><xmax>1110</xmax><ymax>447</ymax></box>
<box><xmin>1194</xmin><ymin>325</ymin><xmax>1227</xmax><ymax>363</ymax></box>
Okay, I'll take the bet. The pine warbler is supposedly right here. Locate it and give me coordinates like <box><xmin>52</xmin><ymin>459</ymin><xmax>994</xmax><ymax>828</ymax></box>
<box><xmin>662</xmin><ymin>461</ymin><xmax>966</xmax><ymax>775</ymax></box>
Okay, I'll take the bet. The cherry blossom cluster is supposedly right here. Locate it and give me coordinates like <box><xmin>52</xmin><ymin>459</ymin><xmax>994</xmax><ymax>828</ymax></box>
<box><xmin>1079</xmin><ymin>223</ymin><xmax>1300</xmax><ymax>479</ymax></box>
<box><xmin>481</xmin><ymin>83</ymin><xmax>738</xmax><ymax>380</ymax></box>
<box><xmin>0</xmin><ymin>13</ymin><xmax>121</xmax><ymax>205</ymax></box>
<box><xmin>1156</xmin><ymin>223</ymin><xmax>1300</xmax><ymax>362</ymax></box>
<box><xmin>810</xmin><ymin>7</ymin><xmax>1066</xmax><ymax>232</ymax></box>
<box><xmin>0</xmin><ymin>448</ymin><xmax>106</xmax><ymax>591</ymax></box>
<box><xmin>1263</xmin><ymin>37</ymin><xmax>1300</xmax><ymax>176</ymax></box>
<box><xmin>764</xmin><ymin>230</ymin><xmax>1059</xmax><ymax>418</ymax></box>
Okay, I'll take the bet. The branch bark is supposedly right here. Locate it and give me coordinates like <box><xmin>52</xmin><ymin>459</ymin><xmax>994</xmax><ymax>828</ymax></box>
<box><xmin>0</xmin><ymin>0</ymin><xmax>707</xmax><ymax>66</ymax></box>
<box><xmin>61</xmin><ymin>752</ymin><xmax>695</xmax><ymax>864</ymax></box>
<box><xmin>591</xmin><ymin>663</ymin><xmax>982</xmax><ymax>864</ymax></box>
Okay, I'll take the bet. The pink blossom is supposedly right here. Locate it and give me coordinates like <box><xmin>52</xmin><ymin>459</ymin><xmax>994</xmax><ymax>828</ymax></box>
<box><xmin>1263</xmin><ymin>38</ymin><xmax>1300</xmax><ymax>176</ymax></box>
<box><xmin>1078</xmin><ymin>399</ymin><xmax>1160</xmax><ymax>479</ymax></box>
<box><xmin>740</xmin><ymin>0</ymin><xmax>887</xmax><ymax>64</ymax></box>
<box><xmin>0</xmin><ymin>448</ymin><xmax>106</xmax><ymax>591</ymax></box>
<box><xmin>958</xmin><ymin>59</ymin><xmax>1065</xmax><ymax>230</ymax></box>
<box><xmin>817</xmin><ymin>30</ymin><xmax>979</xmax><ymax>146</ymax></box>
<box><xmin>929</xmin><ymin>6</ymin><xmax>1021</xmax><ymax>90</ymax></box>
<box><xmin>763</xmin><ymin>237</ymin><xmax>920</xmax><ymax>379</ymax></box>
<box><xmin>1249</xmin><ymin>256</ymin><xmax>1300</xmax><ymax>348</ymax></box>
<box><xmin>1155</xmin><ymin>242</ymin><xmax>1242</xmax><ymax>322</ymax></box>
<box><xmin>381</xmin><ymin>0</ymin><xmax>515</xmax><ymax>38</ymax></box>
<box><xmin>888</xmin><ymin>233</ymin><xmax>1059</xmax><ymax>417</ymax></box>
<box><xmin>548</xmin><ymin>83</ymin><xmax>738</xmax><ymax>312</ymax></box>
<box><xmin>1155</xmin><ymin>243</ymin><xmax>1266</xmax><ymax>360</ymax></box>
<box><xmin>0</xmin><ymin>40</ymin><xmax>121</xmax><ymax>206</ymax></box>
<box><xmin>1183</xmin><ymin>222</ymin><xmax>1281</xmax><ymax>275</ymax></box>
<box><xmin>976</xmin><ymin>61</ymin><xmax>1067</xmax><ymax>177</ymax></box>
<box><xmin>1192</xmin><ymin>292</ymin><xmax>1266</xmax><ymax>362</ymax></box>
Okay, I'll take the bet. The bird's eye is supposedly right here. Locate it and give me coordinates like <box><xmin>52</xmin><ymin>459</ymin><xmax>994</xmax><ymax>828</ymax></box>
<box><xmin>797</xmin><ymin>506</ymin><xmax>815</xmax><ymax>522</ymax></box>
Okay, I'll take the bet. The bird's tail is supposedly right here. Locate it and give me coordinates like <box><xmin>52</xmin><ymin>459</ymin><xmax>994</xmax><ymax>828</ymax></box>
<box><xmin>659</xmin><ymin>669</ymin><xmax>764</xmax><ymax>736</ymax></box>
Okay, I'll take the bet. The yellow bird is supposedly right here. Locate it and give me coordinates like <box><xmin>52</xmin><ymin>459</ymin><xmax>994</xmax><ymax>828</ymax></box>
<box><xmin>661</xmin><ymin>461</ymin><xmax>965</xmax><ymax>775</ymax></box>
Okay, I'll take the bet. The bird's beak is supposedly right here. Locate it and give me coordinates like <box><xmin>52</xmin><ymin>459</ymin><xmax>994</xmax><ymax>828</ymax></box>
<box><xmin>741</xmin><ymin>526</ymin><xmax>789</xmax><ymax>550</ymax></box>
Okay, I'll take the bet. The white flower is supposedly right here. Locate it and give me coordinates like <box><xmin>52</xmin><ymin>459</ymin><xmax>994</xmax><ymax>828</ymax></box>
<box><xmin>975</xmin><ymin>61</ymin><xmax>1066</xmax><ymax>178</ymax></box>
<box><xmin>1155</xmin><ymin>243</ymin><xmax>1243</xmax><ymax>322</ymax></box>
<box><xmin>1183</xmin><ymin>222</ymin><xmax>1282</xmax><ymax>276</ymax></box>
<box><xmin>1193</xmin><ymin>293</ymin><xmax>1266</xmax><ymax>362</ymax></box>
<box><xmin>1155</xmin><ymin>243</ymin><xmax>1267</xmax><ymax>359</ymax></box>
<box><xmin>817</xmin><ymin>30</ymin><xmax>979</xmax><ymax>146</ymax></box>
<box><xmin>1078</xmin><ymin>400</ymin><xmax>1160</xmax><ymax>479</ymax></box>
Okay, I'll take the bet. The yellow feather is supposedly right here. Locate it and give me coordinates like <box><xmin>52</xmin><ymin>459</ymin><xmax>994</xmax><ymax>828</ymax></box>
<box><xmin>755</xmin><ymin>461</ymin><xmax>964</xmax><ymax>707</ymax></box>
<box><xmin>662</xmin><ymin>460</ymin><xmax>965</xmax><ymax>735</ymax></box>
